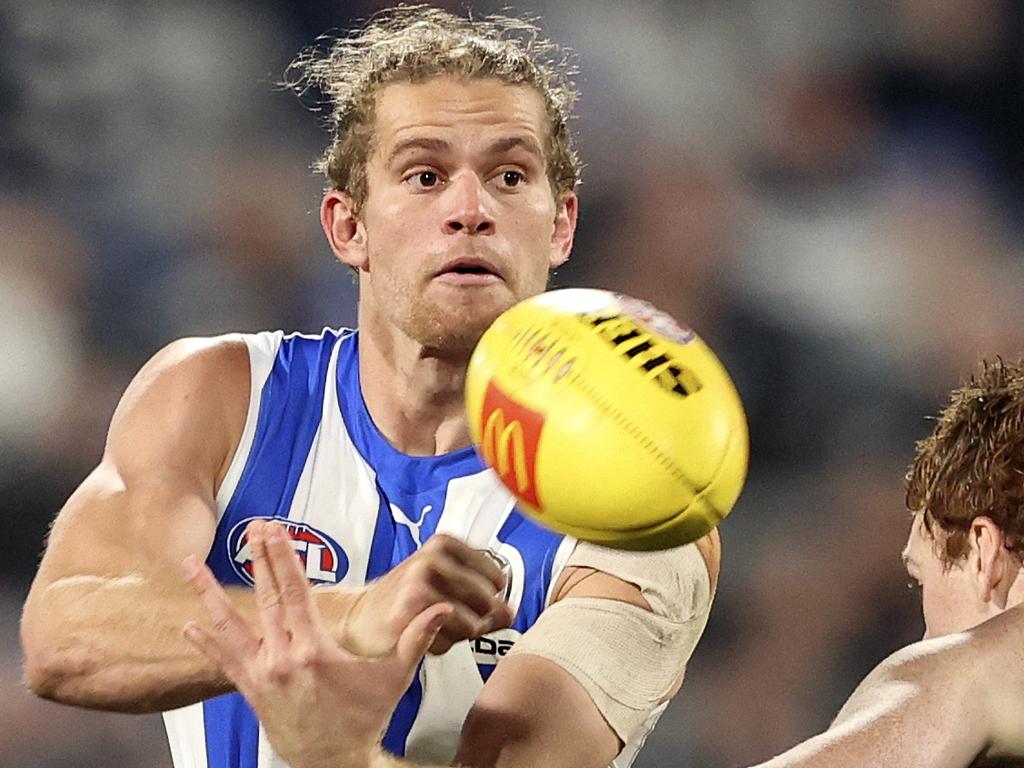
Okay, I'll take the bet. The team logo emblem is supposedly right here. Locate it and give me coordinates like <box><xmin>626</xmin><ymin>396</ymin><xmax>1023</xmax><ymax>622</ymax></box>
<box><xmin>479</xmin><ymin>381</ymin><xmax>545</xmax><ymax>510</ymax></box>
<box><xmin>228</xmin><ymin>517</ymin><xmax>349</xmax><ymax>586</ymax></box>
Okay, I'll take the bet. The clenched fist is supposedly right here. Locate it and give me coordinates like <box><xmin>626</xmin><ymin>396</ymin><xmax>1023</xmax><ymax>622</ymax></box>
<box><xmin>338</xmin><ymin>534</ymin><xmax>515</xmax><ymax>656</ymax></box>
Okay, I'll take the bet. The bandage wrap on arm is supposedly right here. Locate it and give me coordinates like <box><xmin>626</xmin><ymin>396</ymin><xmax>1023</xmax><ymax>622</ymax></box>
<box><xmin>506</xmin><ymin>541</ymin><xmax>713</xmax><ymax>742</ymax></box>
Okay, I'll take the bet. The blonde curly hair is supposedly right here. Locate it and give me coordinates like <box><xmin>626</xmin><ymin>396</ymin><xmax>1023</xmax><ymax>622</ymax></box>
<box><xmin>287</xmin><ymin>5</ymin><xmax>581</xmax><ymax>213</ymax></box>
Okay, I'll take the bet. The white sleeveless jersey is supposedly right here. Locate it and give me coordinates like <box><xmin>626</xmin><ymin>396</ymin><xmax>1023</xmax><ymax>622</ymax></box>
<box><xmin>162</xmin><ymin>329</ymin><xmax>664</xmax><ymax>768</ymax></box>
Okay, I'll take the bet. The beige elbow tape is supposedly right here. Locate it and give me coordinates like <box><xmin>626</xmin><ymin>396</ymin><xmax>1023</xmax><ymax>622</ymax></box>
<box><xmin>507</xmin><ymin>542</ymin><xmax>713</xmax><ymax>742</ymax></box>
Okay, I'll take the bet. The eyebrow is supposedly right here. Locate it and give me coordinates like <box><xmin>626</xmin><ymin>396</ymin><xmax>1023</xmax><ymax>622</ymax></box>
<box><xmin>386</xmin><ymin>138</ymin><xmax>453</xmax><ymax>167</ymax></box>
<box><xmin>385</xmin><ymin>135</ymin><xmax>545</xmax><ymax>167</ymax></box>
<box><xmin>485</xmin><ymin>136</ymin><xmax>545</xmax><ymax>160</ymax></box>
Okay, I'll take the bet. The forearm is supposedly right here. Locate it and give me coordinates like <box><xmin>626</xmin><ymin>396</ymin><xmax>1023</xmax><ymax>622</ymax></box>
<box><xmin>23</xmin><ymin>572</ymin><xmax>251</xmax><ymax>711</ymax></box>
<box><xmin>21</xmin><ymin>572</ymin><xmax>358</xmax><ymax>713</ymax></box>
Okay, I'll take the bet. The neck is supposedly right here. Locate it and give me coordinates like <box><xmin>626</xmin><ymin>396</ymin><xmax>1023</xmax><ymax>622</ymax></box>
<box><xmin>997</xmin><ymin>563</ymin><xmax>1024</xmax><ymax>613</ymax></box>
<box><xmin>358</xmin><ymin>320</ymin><xmax>473</xmax><ymax>457</ymax></box>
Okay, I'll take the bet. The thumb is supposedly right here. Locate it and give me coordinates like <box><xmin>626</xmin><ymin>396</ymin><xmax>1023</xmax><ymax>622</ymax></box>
<box><xmin>395</xmin><ymin>603</ymin><xmax>453</xmax><ymax>668</ymax></box>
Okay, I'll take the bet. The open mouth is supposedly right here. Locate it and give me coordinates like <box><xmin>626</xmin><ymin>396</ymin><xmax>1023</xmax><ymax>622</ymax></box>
<box><xmin>436</xmin><ymin>258</ymin><xmax>502</xmax><ymax>280</ymax></box>
<box><xmin>448</xmin><ymin>264</ymin><xmax>493</xmax><ymax>275</ymax></box>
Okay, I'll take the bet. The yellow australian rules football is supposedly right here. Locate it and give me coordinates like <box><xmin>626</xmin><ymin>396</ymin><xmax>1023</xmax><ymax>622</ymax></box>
<box><xmin>466</xmin><ymin>288</ymin><xmax>748</xmax><ymax>550</ymax></box>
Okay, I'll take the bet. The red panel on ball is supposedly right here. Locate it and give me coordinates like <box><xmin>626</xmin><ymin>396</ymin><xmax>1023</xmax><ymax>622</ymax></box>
<box><xmin>479</xmin><ymin>381</ymin><xmax>545</xmax><ymax>510</ymax></box>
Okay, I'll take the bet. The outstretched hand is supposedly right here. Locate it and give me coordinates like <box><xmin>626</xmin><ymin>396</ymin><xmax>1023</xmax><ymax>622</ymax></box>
<box><xmin>183</xmin><ymin>519</ymin><xmax>451</xmax><ymax>768</ymax></box>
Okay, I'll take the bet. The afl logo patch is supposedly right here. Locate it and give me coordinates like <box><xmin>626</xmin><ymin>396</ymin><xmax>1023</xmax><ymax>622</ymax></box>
<box><xmin>228</xmin><ymin>517</ymin><xmax>349</xmax><ymax>586</ymax></box>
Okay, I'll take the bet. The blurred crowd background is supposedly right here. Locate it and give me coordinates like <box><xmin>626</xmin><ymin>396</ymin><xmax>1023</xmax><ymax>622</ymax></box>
<box><xmin>2</xmin><ymin>0</ymin><xmax>1023</xmax><ymax>765</ymax></box>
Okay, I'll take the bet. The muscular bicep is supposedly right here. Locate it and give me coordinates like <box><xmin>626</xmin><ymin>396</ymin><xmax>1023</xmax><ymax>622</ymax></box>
<box><xmin>18</xmin><ymin>336</ymin><xmax>257</xmax><ymax>711</ymax></box>
<box><xmin>30</xmin><ymin>336</ymin><xmax>248</xmax><ymax>587</ymax></box>
<box><xmin>37</xmin><ymin>460</ymin><xmax>217</xmax><ymax>585</ymax></box>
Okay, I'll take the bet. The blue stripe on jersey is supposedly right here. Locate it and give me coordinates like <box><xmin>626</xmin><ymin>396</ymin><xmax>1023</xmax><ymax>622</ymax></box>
<box><xmin>365</xmin><ymin>487</ymin><xmax>398</xmax><ymax>582</ymax></box>
<box><xmin>366</xmin><ymin>485</ymin><xmax>425</xmax><ymax>757</ymax></box>
<box><xmin>476</xmin><ymin>663</ymin><xmax>497</xmax><ymax>683</ymax></box>
<box><xmin>206</xmin><ymin>331</ymin><xmax>343</xmax><ymax>584</ymax></box>
<box><xmin>203</xmin><ymin>331</ymin><xmax>342</xmax><ymax>766</ymax></box>
<box><xmin>203</xmin><ymin>694</ymin><xmax>260</xmax><ymax>768</ymax></box>
<box><xmin>334</xmin><ymin>333</ymin><xmax>486</xmax><ymax>756</ymax></box>
<box><xmin>496</xmin><ymin>512</ymin><xmax>566</xmax><ymax>633</ymax></box>
<box><xmin>335</xmin><ymin>333</ymin><xmax>483</xmax><ymax>492</ymax></box>
<box><xmin>382</xmin><ymin>668</ymin><xmax>425</xmax><ymax>755</ymax></box>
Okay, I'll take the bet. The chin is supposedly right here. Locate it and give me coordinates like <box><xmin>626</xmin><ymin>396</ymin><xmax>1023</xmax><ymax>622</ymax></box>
<box><xmin>411</xmin><ymin>294</ymin><xmax>514</xmax><ymax>356</ymax></box>
<box><xmin>411</xmin><ymin>313</ymin><xmax>495</xmax><ymax>360</ymax></box>
<box><xmin>414</xmin><ymin>328</ymin><xmax>483</xmax><ymax>361</ymax></box>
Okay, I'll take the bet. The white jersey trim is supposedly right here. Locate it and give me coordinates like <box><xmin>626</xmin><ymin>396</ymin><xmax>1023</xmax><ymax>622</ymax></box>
<box><xmin>545</xmin><ymin>535</ymin><xmax>579</xmax><ymax>607</ymax></box>
<box><xmin>215</xmin><ymin>331</ymin><xmax>285</xmax><ymax>513</ymax></box>
<box><xmin>257</xmin><ymin>725</ymin><xmax>277</xmax><ymax>768</ymax></box>
<box><xmin>162</xmin><ymin>703</ymin><xmax>209</xmax><ymax>768</ymax></box>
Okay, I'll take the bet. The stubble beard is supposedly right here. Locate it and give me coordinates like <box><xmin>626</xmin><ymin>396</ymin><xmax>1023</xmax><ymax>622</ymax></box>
<box><xmin>404</xmin><ymin>293</ymin><xmax>507</xmax><ymax>360</ymax></box>
<box><xmin>365</xmin><ymin>238</ymin><xmax>551</xmax><ymax>361</ymax></box>
<box><xmin>368</xmin><ymin>261</ymin><xmax>512</xmax><ymax>360</ymax></box>
<box><xmin>404</xmin><ymin>271</ymin><xmax>553</xmax><ymax>359</ymax></box>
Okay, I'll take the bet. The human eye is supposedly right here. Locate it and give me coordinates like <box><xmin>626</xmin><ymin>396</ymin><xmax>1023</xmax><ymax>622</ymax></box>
<box><xmin>404</xmin><ymin>169</ymin><xmax>445</xmax><ymax>190</ymax></box>
<box><xmin>493</xmin><ymin>168</ymin><xmax>526</xmax><ymax>190</ymax></box>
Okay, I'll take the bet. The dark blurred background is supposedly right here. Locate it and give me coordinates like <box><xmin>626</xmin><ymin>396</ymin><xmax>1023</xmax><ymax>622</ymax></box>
<box><xmin>2</xmin><ymin>0</ymin><xmax>1023</xmax><ymax>765</ymax></box>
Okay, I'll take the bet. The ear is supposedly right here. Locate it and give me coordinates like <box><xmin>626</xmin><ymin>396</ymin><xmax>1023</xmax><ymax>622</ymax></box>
<box><xmin>549</xmin><ymin>191</ymin><xmax>578</xmax><ymax>270</ymax></box>
<box><xmin>971</xmin><ymin>516</ymin><xmax>1007</xmax><ymax>604</ymax></box>
<box><xmin>321</xmin><ymin>190</ymin><xmax>367</xmax><ymax>270</ymax></box>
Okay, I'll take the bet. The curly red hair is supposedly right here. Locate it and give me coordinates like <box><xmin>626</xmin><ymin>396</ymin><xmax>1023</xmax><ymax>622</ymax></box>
<box><xmin>906</xmin><ymin>358</ymin><xmax>1024</xmax><ymax>565</ymax></box>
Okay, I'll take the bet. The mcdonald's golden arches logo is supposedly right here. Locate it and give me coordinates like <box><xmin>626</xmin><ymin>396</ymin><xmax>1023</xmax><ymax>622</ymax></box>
<box><xmin>479</xmin><ymin>381</ymin><xmax>545</xmax><ymax>510</ymax></box>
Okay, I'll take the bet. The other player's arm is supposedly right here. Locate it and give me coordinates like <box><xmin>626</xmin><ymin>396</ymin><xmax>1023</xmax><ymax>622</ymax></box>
<box><xmin>449</xmin><ymin>530</ymin><xmax>720</xmax><ymax>768</ymax></box>
<box><xmin>748</xmin><ymin>606</ymin><xmax>1024</xmax><ymax>768</ymax></box>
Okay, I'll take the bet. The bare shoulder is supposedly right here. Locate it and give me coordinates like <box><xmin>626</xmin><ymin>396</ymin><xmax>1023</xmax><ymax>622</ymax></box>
<box><xmin>850</xmin><ymin>632</ymin><xmax>972</xmax><ymax>693</ymax></box>
<box><xmin>833</xmin><ymin>628</ymin><xmax>987</xmax><ymax>730</ymax></box>
<box><xmin>29</xmin><ymin>335</ymin><xmax>251</xmax><ymax>587</ymax></box>
<box><xmin>967</xmin><ymin>608</ymin><xmax>1024</xmax><ymax>756</ymax></box>
<box><xmin>112</xmin><ymin>335</ymin><xmax>249</xmax><ymax>422</ymax></box>
<box><xmin>871</xmin><ymin>609</ymin><xmax>1024</xmax><ymax>688</ymax></box>
<box><xmin>106</xmin><ymin>334</ymin><xmax>250</xmax><ymax>486</ymax></box>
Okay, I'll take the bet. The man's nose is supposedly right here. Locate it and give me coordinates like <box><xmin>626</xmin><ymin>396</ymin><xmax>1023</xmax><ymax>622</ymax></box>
<box><xmin>443</xmin><ymin>172</ymin><xmax>495</xmax><ymax>235</ymax></box>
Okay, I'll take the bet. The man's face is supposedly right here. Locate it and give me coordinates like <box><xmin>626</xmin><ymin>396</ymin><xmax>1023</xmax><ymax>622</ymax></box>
<box><xmin>351</xmin><ymin>77</ymin><xmax>575</xmax><ymax>357</ymax></box>
<box><xmin>902</xmin><ymin>512</ymin><xmax>985</xmax><ymax>639</ymax></box>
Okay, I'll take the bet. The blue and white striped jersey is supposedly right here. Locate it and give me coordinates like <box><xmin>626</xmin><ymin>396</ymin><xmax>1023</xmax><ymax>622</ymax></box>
<box><xmin>162</xmin><ymin>328</ymin><xmax>581</xmax><ymax>768</ymax></box>
<box><xmin>162</xmin><ymin>328</ymin><xmax>665</xmax><ymax>768</ymax></box>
